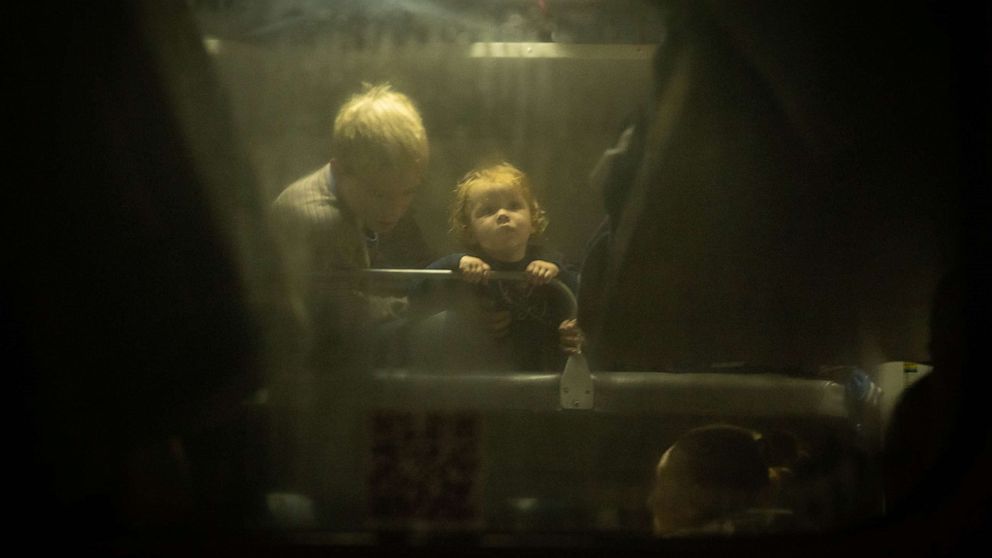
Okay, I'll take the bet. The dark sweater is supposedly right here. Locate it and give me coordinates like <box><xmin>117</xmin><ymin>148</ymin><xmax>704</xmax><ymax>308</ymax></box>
<box><xmin>409</xmin><ymin>246</ymin><xmax>579</xmax><ymax>371</ymax></box>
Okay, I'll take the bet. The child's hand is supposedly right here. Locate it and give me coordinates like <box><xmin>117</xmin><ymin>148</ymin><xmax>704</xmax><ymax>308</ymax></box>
<box><xmin>526</xmin><ymin>260</ymin><xmax>559</xmax><ymax>285</ymax></box>
<box><xmin>558</xmin><ymin>319</ymin><xmax>585</xmax><ymax>354</ymax></box>
<box><xmin>459</xmin><ymin>255</ymin><xmax>491</xmax><ymax>284</ymax></box>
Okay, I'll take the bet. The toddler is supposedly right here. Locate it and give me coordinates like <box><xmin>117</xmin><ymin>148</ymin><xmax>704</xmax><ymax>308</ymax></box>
<box><xmin>411</xmin><ymin>162</ymin><xmax>583</xmax><ymax>371</ymax></box>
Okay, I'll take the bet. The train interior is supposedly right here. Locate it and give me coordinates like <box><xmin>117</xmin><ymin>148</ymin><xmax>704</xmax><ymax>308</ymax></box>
<box><xmin>22</xmin><ymin>0</ymin><xmax>989</xmax><ymax>553</ymax></box>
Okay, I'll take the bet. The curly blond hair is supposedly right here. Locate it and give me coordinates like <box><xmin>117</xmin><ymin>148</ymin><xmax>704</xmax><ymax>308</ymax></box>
<box><xmin>331</xmin><ymin>83</ymin><xmax>429</xmax><ymax>179</ymax></box>
<box><xmin>449</xmin><ymin>162</ymin><xmax>549</xmax><ymax>246</ymax></box>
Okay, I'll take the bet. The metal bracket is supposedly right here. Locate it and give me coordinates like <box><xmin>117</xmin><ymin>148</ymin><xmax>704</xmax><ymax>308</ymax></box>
<box><xmin>559</xmin><ymin>353</ymin><xmax>594</xmax><ymax>410</ymax></box>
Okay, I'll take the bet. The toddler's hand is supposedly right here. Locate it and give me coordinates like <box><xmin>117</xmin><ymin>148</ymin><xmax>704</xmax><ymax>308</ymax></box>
<box><xmin>526</xmin><ymin>260</ymin><xmax>559</xmax><ymax>285</ymax></box>
<box><xmin>459</xmin><ymin>255</ymin><xmax>491</xmax><ymax>284</ymax></box>
<box><xmin>558</xmin><ymin>318</ymin><xmax>585</xmax><ymax>354</ymax></box>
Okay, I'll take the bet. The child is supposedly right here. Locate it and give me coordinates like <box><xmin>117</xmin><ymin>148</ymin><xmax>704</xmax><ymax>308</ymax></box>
<box><xmin>273</xmin><ymin>83</ymin><xmax>429</xmax><ymax>326</ymax></box>
<box><xmin>410</xmin><ymin>162</ymin><xmax>583</xmax><ymax>371</ymax></box>
<box><xmin>273</xmin><ymin>82</ymin><xmax>429</xmax><ymax>269</ymax></box>
<box><xmin>647</xmin><ymin>424</ymin><xmax>795</xmax><ymax>536</ymax></box>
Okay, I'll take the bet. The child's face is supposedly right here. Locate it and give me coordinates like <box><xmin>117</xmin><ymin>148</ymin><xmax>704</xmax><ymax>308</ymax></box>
<box><xmin>466</xmin><ymin>181</ymin><xmax>533</xmax><ymax>261</ymax></box>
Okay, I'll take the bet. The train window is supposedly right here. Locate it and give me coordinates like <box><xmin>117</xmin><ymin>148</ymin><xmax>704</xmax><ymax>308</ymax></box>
<box><xmin>37</xmin><ymin>0</ymin><xmax>987</xmax><ymax>554</ymax></box>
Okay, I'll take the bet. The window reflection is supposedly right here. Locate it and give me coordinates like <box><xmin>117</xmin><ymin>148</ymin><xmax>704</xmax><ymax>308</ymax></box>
<box><xmin>35</xmin><ymin>0</ymin><xmax>979</xmax><ymax>548</ymax></box>
<box><xmin>182</xmin><ymin>0</ymin><xmax>970</xmax><ymax>538</ymax></box>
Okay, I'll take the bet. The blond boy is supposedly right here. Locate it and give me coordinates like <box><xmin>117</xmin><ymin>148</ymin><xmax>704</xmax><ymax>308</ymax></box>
<box><xmin>272</xmin><ymin>84</ymin><xmax>428</xmax><ymax>325</ymax></box>
<box><xmin>273</xmin><ymin>83</ymin><xmax>428</xmax><ymax>272</ymax></box>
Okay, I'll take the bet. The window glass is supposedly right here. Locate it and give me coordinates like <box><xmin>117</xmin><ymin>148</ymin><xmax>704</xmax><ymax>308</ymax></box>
<box><xmin>163</xmin><ymin>0</ymin><xmax>970</xmax><ymax>543</ymax></box>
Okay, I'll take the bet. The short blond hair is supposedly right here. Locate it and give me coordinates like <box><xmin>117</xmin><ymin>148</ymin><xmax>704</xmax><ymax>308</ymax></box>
<box><xmin>331</xmin><ymin>83</ymin><xmax>429</xmax><ymax>178</ymax></box>
<box><xmin>449</xmin><ymin>162</ymin><xmax>549</xmax><ymax>246</ymax></box>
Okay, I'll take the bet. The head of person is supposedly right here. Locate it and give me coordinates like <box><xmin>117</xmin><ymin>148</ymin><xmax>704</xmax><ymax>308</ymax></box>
<box><xmin>449</xmin><ymin>162</ymin><xmax>548</xmax><ymax>262</ymax></box>
<box><xmin>647</xmin><ymin>424</ymin><xmax>772</xmax><ymax>536</ymax></box>
<box><xmin>331</xmin><ymin>83</ymin><xmax>429</xmax><ymax>234</ymax></box>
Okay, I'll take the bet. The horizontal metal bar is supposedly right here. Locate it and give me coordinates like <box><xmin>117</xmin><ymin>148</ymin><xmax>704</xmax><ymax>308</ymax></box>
<box><xmin>592</xmin><ymin>372</ymin><xmax>847</xmax><ymax>418</ymax></box>
<box><xmin>467</xmin><ymin>42</ymin><xmax>656</xmax><ymax>60</ymax></box>
<box><xmin>313</xmin><ymin>269</ymin><xmax>578</xmax><ymax>320</ymax></box>
<box><xmin>370</xmin><ymin>370</ymin><xmax>562</xmax><ymax>412</ymax></box>
<box><xmin>367</xmin><ymin>369</ymin><xmax>848</xmax><ymax>419</ymax></box>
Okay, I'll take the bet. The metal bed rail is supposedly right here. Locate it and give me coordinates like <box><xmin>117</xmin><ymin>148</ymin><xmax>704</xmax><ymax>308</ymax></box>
<box><xmin>314</xmin><ymin>268</ymin><xmax>590</xmax><ymax>409</ymax></box>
